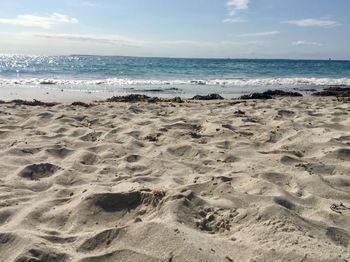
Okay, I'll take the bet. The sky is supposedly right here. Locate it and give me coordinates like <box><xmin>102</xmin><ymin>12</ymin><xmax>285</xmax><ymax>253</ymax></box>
<box><xmin>0</xmin><ymin>0</ymin><xmax>349</xmax><ymax>59</ymax></box>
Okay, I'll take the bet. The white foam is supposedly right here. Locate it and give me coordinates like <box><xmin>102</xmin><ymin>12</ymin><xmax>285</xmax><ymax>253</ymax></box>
<box><xmin>0</xmin><ymin>77</ymin><xmax>350</xmax><ymax>86</ymax></box>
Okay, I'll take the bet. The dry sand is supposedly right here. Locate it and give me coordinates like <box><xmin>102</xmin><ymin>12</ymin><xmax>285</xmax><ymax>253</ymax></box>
<box><xmin>0</xmin><ymin>97</ymin><xmax>349</xmax><ymax>261</ymax></box>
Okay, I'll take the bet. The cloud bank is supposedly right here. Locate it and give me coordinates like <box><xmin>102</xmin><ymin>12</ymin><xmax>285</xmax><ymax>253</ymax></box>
<box><xmin>238</xmin><ymin>31</ymin><xmax>280</xmax><ymax>37</ymax></box>
<box><xmin>226</xmin><ymin>0</ymin><xmax>250</xmax><ymax>17</ymax></box>
<box><xmin>287</xmin><ymin>18</ymin><xmax>338</xmax><ymax>28</ymax></box>
<box><xmin>34</xmin><ymin>33</ymin><xmax>137</xmax><ymax>47</ymax></box>
<box><xmin>0</xmin><ymin>13</ymin><xmax>78</xmax><ymax>29</ymax></box>
<box><xmin>292</xmin><ymin>41</ymin><xmax>323</xmax><ymax>47</ymax></box>
<box><xmin>223</xmin><ymin>17</ymin><xmax>246</xmax><ymax>23</ymax></box>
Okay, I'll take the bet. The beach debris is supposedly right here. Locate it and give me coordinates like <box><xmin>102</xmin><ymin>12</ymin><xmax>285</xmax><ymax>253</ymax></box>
<box><xmin>264</xmin><ymin>89</ymin><xmax>303</xmax><ymax>97</ymax></box>
<box><xmin>171</xmin><ymin>96</ymin><xmax>183</xmax><ymax>103</ymax></box>
<box><xmin>226</xmin><ymin>256</ymin><xmax>234</xmax><ymax>262</ymax></box>
<box><xmin>71</xmin><ymin>101</ymin><xmax>92</xmax><ymax>107</ymax></box>
<box><xmin>337</xmin><ymin>97</ymin><xmax>350</xmax><ymax>103</ymax></box>
<box><xmin>40</xmin><ymin>80</ymin><xmax>56</xmax><ymax>85</ymax></box>
<box><xmin>8</xmin><ymin>99</ymin><xmax>58</xmax><ymax>107</ymax></box>
<box><xmin>240</xmin><ymin>92</ymin><xmax>272</xmax><ymax>99</ymax></box>
<box><xmin>234</xmin><ymin>110</ymin><xmax>245</xmax><ymax>116</ymax></box>
<box><xmin>106</xmin><ymin>94</ymin><xmax>156</xmax><ymax>102</ymax></box>
<box><xmin>330</xmin><ymin>203</ymin><xmax>350</xmax><ymax>214</ymax></box>
<box><xmin>140</xmin><ymin>189</ymin><xmax>166</xmax><ymax>206</ymax></box>
<box><xmin>191</xmin><ymin>94</ymin><xmax>224</xmax><ymax>100</ymax></box>
<box><xmin>144</xmin><ymin>133</ymin><xmax>161</xmax><ymax>142</ymax></box>
<box><xmin>104</xmin><ymin>90</ymin><xmax>304</xmax><ymax>103</ymax></box>
<box><xmin>240</xmin><ymin>90</ymin><xmax>303</xmax><ymax>100</ymax></box>
<box><xmin>106</xmin><ymin>94</ymin><xmax>183</xmax><ymax>103</ymax></box>
<box><xmin>134</xmin><ymin>217</ymin><xmax>142</xmax><ymax>223</ymax></box>
<box><xmin>313</xmin><ymin>86</ymin><xmax>350</xmax><ymax>97</ymax></box>
<box><xmin>84</xmin><ymin>120</ymin><xmax>92</xmax><ymax>128</ymax></box>
<box><xmin>152</xmin><ymin>189</ymin><xmax>166</xmax><ymax>199</ymax></box>
<box><xmin>293</xmin><ymin>87</ymin><xmax>317</xmax><ymax>92</ymax></box>
<box><xmin>9</xmin><ymin>140</ymin><xmax>18</xmax><ymax>147</ymax></box>
<box><xmin>190</xmin><ymin>132</ymin><xmax>202</xmax><ymax>138</ymax></box>
<box><xmin>190</xmin><ymin>80</ymin><xmax>207</xmax><ymax>85</ymax></box>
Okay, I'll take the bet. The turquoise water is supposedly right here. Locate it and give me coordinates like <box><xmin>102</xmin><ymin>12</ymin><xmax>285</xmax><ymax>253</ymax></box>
<box><xmin>1</xmin><ymin>55</ymin><xmax>350</xmax><ymax>97</ymax></box>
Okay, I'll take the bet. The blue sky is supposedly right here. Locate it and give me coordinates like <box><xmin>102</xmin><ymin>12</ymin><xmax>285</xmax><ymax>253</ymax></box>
<box><xmin>0</xmin><ymin>0</ymin><xmax>349</xmax><ymax>59</ymax></box>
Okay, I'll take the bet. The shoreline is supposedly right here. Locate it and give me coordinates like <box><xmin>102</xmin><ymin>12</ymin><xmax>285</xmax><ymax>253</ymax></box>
<box><xmin>0</xmin><ymin>85</ymin><xmax>348</xmax><ymax>104</ymax></box>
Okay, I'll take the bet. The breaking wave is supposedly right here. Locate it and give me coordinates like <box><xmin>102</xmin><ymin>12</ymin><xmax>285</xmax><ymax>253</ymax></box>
<box><xmin>0</xmin><ymin>77</ymin><xmax>349</xmax><ymax>87</ymax></box>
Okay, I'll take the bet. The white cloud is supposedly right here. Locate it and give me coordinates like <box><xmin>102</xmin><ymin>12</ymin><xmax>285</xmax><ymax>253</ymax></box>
<box><xmin>238</xmin><ymin>31</ymin><xmax>280</xmax><ymax>37</ymax></box>
<box><xmin>0</xmin><ymin>31</ymin><xmax>269</xmax><ymax>57</ymax></box>
<box><xmin>34</xmin><ymin>32</ymin><xmax>264</xmax><ymax>48</ymax></box>
<box><xmin>223</xmin><ymin>17</ymin><xmax>246</xmax><ymax>23</ymax></box>
<box><xmin>287</xmin><ymin>18</ymin><xmax>338</xmax><ymax>28</ymax></box>
<box><xmin>158</xmin><ymin>40</ymin><xmax>264</xmax><ymax>46</ymax></box>
<box><xmin>0</xmin><ymin>13</ymin><xmax>78</xmax><ymax>29</ymax></box>
<box><xmin>34</xmin><ymin>33</ymin><xmax>136</xmax><ymax>46</ymax></box>
<box><xmin>226</xmin><ymin>0</ymin><xmax>250</xmax><ymax>17</ymax></box>
<box><xmin>292</xmin><ymin>41</ymin><xmax>323</xmax><ymax>47</ymax></box>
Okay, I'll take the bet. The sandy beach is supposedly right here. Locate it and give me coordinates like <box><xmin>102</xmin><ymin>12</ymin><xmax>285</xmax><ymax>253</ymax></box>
<box><xmin>0</xmin><ymin>96</ymin><xmax>349</xmax><ymax>261</ymax></box>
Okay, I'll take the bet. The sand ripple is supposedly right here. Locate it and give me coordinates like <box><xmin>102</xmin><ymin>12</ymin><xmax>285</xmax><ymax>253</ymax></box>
<box><xmin>0</xmin><ymin>97</ymin><xmax>349</xmax><ymax>261</ymax></box>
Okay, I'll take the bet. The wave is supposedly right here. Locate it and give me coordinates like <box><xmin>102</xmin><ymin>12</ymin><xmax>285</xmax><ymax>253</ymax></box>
<box><xmin>0</xmin><ymin>77</ymin><xmax>350</xmax><ymax>86</ymax></box>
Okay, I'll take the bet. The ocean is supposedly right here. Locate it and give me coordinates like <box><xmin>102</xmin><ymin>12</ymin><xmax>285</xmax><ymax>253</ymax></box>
<box><xmin>1</xmin><ymin>54</ymin><xmax>350</xmax><ymax>98</ymax></box>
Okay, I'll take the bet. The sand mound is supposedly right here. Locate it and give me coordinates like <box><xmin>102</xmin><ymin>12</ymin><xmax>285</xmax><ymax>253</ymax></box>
<box><xmin>80</xmin><ymin>249</ymin><xmax>159</xmax><ymax>262</ymax></box>
<box><xmin>78</xmin><ymin>228</ymin><xmax>122</xmax><ymax>252</ymax></box>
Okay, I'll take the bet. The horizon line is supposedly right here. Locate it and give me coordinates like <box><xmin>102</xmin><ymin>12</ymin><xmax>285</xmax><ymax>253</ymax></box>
<box><xmin>1</xmin><ymin>52</ymin><xmax>349</xmax><ymax>62</ymax></box>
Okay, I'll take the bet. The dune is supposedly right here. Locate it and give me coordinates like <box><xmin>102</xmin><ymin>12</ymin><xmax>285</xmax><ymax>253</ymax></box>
<box><xmin>0</xmin><ymin>97</ymin><xmax>349</xmax><ymax>261</ymax></box>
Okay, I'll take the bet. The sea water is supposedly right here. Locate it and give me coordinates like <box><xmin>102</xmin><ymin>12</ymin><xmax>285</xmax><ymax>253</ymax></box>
<box><xmin>1</xmin><ymin>54</ymin><xmax>350</xmax><ymax>98</ymax></box>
